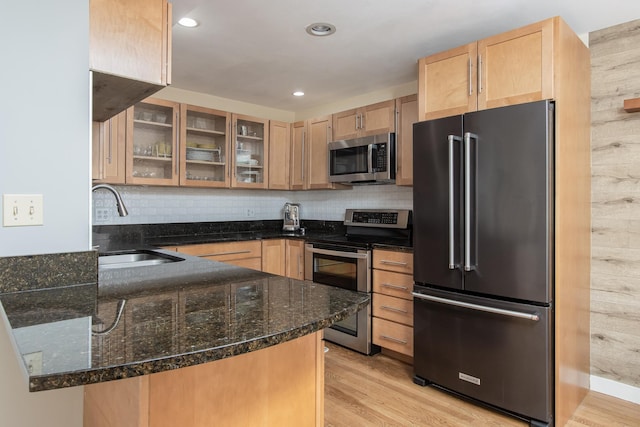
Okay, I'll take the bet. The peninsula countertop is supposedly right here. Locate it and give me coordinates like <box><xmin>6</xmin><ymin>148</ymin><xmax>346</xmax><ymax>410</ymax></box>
<box><xmin>0</xmin><ymin>250</ymin><xmax>370</xmax><ymax>392</ymax></box>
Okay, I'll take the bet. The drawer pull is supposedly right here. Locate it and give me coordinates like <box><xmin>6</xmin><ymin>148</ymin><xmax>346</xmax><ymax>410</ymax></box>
<box><xmin>380</xmin><ymin>335</ymin><xmax>408</xmax><ymax>345</ymax></box>
<box><xmin>201</xmin><ymin>250</ymin><xmax>252</xmax><ymax>257</ymax></box>
<box><xmin>382</xmin><ymin>283</ymin><xmax>409</xmax><ymax>291</ymax></box>
<box><xmin>381</xmin><ymin>305</ymin><xmax>408</xmax><ymax>314</ymax></box>
<box><xmin>380</xmin><ymin>260</ymin><xmax>408</xmax><ymax>267</ymax></box>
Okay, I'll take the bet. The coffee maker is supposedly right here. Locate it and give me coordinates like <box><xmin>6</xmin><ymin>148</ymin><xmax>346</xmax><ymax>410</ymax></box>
<box><xmin>283</xmin><ymin>202</ymin><xmax>301</xmax><ymax>232</ymax></box>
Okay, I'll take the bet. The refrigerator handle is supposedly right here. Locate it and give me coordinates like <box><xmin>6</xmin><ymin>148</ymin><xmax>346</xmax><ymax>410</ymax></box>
<box><xmin>464</xmin><ymin>132</ymin><xmax>478</xmax><ymax>271</ymax></box>
<box><xmin>448</xmin><ymin>135</ymin><xmax>462</xmax><ymax>269</ymax></box>
<box><xmin>412</xmin><ymin>292</ymin><xmax>540</xmax><ymax>321</ymax></box>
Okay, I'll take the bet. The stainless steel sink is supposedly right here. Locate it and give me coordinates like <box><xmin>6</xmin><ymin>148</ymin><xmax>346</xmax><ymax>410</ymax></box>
<box><xmin>98</xmin><ymin>250</ymin><xmax>184</xmax><ymax>269</ymax></box>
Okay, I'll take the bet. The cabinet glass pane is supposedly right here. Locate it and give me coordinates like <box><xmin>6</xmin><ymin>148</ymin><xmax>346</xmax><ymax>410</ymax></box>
<box><xmin>132</xmin><ymin>103</ymin><xmax>174</xmax><ymax>180</ymax></box>
<box><xmin>185</xmin><ymin>109</ymin><xmax>227</xmax><ymax>183</ymax></box>
<box><xmin>236</xmin><ymin>119</ymin><xmax>265</xmax><ymax>184</ymax></box>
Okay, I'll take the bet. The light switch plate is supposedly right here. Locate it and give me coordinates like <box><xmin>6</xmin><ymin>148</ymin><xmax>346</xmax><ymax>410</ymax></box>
<box><xmin>3</xmin><ymin>194</ymin><xmax>44</xmax><ymax>227</ymax></box>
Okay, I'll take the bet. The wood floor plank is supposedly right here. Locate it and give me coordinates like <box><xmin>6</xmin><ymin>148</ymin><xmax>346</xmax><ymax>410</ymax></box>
<box><xmin>324</xmin><ymin>342</ymin><xmax>640</xmax><ymax>427</ymax></box>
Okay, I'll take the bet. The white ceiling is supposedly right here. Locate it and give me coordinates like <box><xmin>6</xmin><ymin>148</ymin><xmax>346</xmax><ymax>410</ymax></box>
<box><xmin>169</xmin><ymin>0</ymin><xmax>640</xmax><ymax>112</ymax></box>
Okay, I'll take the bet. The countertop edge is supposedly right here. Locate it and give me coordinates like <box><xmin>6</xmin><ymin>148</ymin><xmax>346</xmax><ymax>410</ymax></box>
<box><xmin>26</xmin><ymin>298</ymin><xmax>369</xmax><ymax>392</ymax></box>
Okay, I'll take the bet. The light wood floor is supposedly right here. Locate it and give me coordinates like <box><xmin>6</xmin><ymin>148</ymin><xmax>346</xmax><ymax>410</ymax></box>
<box><xmin>324</xmin><ymin>342</ymin><xmax>640</xmax><ymax>427</ymax></box>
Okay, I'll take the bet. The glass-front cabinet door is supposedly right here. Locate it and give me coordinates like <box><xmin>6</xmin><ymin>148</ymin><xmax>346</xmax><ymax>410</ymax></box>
<box><xmin>180</xmin><ymin>105</ymin><xmax>230</xmax><ymax>187</ymax></box>
<box><xmin>231</xmin><ymin>114</ymin><xmax>269</xmax><ymax>189</ymax></box>
<box><xmin>126</xmin><ymin>98</ymin><xmax>180</xmax><ymax>186</ymax></box>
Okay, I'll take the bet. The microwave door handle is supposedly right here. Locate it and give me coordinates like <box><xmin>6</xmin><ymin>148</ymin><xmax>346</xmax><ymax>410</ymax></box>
<box><xmin>368</xmin><ymin>144</ymin><xmax>374</xmax><ymax>173</ymax></box>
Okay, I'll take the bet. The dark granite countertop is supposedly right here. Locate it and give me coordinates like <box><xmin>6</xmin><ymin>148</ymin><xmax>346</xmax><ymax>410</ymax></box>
<box><xmin>0</xmin><ymin>250</ymin><xmax>369</xmax><ymax>392</ymax></box>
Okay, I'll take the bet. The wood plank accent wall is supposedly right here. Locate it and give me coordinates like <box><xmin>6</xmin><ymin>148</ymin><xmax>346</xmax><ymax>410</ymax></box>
<box><xmin>590</xmin><ymin>19</ymin><xmax>640</xmax><ymax>389</ymax></box>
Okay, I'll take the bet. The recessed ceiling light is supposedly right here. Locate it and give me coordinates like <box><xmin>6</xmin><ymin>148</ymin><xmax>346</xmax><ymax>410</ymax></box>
<box><xmin>293</xmin><ymin>91</ymin><xmax>305</xmax><ymax>97</ymax></box>
<box><xmin>305</xmin><ymin>22</ymin><xmax>336</xmax><ymax>37</ymax></box>
<box><xmin>178</xmin><ymin>17</ymin><xmax>199</xmax><ymax>28</ymax></box>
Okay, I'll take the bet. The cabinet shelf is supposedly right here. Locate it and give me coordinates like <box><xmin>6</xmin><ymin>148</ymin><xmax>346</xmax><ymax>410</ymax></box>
<box><xmin>186</xmin><ymin>127</ymin><xmax>226</xmax><ymax>136</ymax></box>
<box><xmin>237</xmin><ymin>134</ymin><xmax>263</xmax><ymax>141</ymax></box>
<box><xmin>237</xmin><ymin>163</ymin><xmax>263</xmax><ymax>169</ymax></box>
<box><xmin>186</xmin><ymin>160</ymin><xmax>225</xmax><ymax>166</ymax></box>
<box><xmin>133</xmin><ymin>155</ymin><xmax>172</xmax><ymax>162</ymax></box>
<box><xmin>134</xmin><ymin>119</ymin><xmax>173</xmax><ymax>128</ymax></box>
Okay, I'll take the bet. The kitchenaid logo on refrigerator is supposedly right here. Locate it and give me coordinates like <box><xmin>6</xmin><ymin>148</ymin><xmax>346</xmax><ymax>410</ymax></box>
<box><xmin>459</xmin><ymin>372</ymin><xmax>481</xmax><ymax>386</ymax></box>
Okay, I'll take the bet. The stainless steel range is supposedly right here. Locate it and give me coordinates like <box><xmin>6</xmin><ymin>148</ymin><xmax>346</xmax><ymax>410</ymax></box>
<box><xmin>304</xmin><ymin>209</ymin><xmax>412</xmax><ymax>355</ymax></box>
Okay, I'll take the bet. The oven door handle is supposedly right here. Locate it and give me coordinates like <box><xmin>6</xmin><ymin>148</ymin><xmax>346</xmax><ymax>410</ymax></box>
<box><xmin>306</xmin><ymin>247</ymin><xmax>369</xmax><ymax>259</ymax></box>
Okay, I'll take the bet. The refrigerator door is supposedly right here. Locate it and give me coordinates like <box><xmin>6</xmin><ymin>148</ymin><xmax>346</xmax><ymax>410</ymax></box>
<box><xmin>463</xmin><ymin>101</ymin><xmax>553</xmax><ymax>303</ymax></box>
<box><xmin>413</xmin><ymin>116</ymin><xmax>464</xmax><ymax>290</ymax></box>
<box><xmin>413</xmin><ymin>286</ymin><xmax>553</xmax><ymax>424</ymax></box>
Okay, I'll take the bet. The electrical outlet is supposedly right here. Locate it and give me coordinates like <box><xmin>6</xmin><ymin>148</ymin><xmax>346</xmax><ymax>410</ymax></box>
<box><xmin>95</xmin><ymin>208</ymin><xmax>111</xmax><ymax>222</ymax></box>
<box><xmin>245</xmin><ymin>208</ymin><xmax>255</xmax><ymax>218</ymax></box>
<box><xmin>3</xmin><ymin>194</ymin><xmax>44</xmax><ymax>227</ymax></box>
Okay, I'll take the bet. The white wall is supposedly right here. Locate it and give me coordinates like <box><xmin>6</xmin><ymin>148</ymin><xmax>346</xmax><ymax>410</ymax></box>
<box><xmin>93</xmin><ymin>185</ymin><xmax>413</xmax><ymax>225</ymax></box>
<box><xmin>0</xmin><ymin>0</ymin><xmax>89</xmax><ymax>425</ymax></box>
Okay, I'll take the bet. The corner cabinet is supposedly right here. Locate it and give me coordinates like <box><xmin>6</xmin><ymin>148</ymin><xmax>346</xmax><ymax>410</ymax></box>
<box><xmin>307</xmin><ymin>116</ymin><xmax>334</xmax><ymax>189</ymax></box>
<box><xmin>180</xmin><ymin>105</ymin><xmax>231</xmax><ymax>188</ymax></box>
<box><xmin>90</xmin><ymin>0</ymin><xmax>172</xmax><ymax>121</ymax></box>
<box><xmin>332</xmin><ymin>100</ymin><xmax>396</xmax><ymax>141</ymax></box>
<box><xmin>418</xmin><ymin>18</ymin><xmax>554</xmax><ymax>121</ymax></box>
<box><xmin>125</xmin><ymin>98</ymin><xmax>180</xmax><ymax>186</ymax></box>
<box><xmin>289</xmin><ymin>121</ymin><xmax>306</xmax><ymax>190</ymax></box>
<box><xmin>231</xmin><ymin>114</ymin><xmax>269</xmax><ymax>189</ymax></box>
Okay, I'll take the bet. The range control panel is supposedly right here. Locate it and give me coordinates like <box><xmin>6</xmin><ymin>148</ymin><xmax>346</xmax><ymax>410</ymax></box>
<box><xmin>344</xmin><ymin>209</ymin><xmax>411</xmax><ymax>229</ymax></box>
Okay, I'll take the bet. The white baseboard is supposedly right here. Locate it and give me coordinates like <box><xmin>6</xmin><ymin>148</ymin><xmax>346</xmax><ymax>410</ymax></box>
<box><xmin>590</xmin><ymin>375</ymin><xmax>640</xmax><ymax>405</ymax></box>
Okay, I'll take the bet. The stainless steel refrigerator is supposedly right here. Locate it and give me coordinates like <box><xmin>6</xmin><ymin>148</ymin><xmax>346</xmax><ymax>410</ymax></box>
<box><xmin>412</xmin><ymin>100</ymin><xmax>554</xmax><ymax>426</ymax></box>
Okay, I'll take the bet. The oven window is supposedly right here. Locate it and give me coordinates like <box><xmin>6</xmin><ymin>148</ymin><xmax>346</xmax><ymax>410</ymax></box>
<box><xmin>332</xmin><ymin>312</ymin><xmax>358</xmax><ymax>336</ymax></box>
<box><xmin>312</xmin><ymin>253</ymin><xmax>358</xmax><ymax>291</ymax></box>
<box><xmin>330</xmin><ymin>146</ymin><xmax>369</xmax><ymax>175</ymax></box>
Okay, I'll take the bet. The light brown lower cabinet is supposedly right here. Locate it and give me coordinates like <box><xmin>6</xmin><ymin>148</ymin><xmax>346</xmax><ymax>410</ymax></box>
<box><xmin>372</xmin><ymin>249</ymin><xmax>414</xmax><ymax>358</ymax></box>
<box><xmin>261</xmin><ymin>238</ymin><xmax>286</xmax><ymax>275</ymax></box>
<box><xmin>84</xmin><ymin>331</ymin><xmax>325</xmax><ymax>427</ymax></box>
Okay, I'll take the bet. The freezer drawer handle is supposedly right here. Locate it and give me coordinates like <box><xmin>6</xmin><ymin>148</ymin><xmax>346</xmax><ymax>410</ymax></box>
<box><xmin>380</xmin><ymin>335</ymin><xmax>408</xmax><ymax>345</ymax></box>
<box><xmin>412</xmin><ymin>292</ymin><xmax>540</xmax><ymax>321</ymax></box>
<box><xmin>448</xmin><ymin>135</ymin><xmax>462</xmax><ymax>269</ymax></box>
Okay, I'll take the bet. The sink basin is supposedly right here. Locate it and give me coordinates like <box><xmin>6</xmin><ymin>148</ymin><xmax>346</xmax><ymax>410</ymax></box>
<box><xmin>99</xmin><ymin>250</ymin><xmax>184</xmax><ymax>270</ymax></box>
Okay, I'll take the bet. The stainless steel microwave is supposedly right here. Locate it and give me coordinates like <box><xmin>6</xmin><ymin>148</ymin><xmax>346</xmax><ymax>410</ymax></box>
<box><xmin>328</xmin><ymin>133</ymin><xmax>396</xmax><ymax>184</ymax></box>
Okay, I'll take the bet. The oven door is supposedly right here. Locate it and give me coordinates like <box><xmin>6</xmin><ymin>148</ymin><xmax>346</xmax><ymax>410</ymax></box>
<box><xmin>304</xmin><ymin>243</ymin><xmax>374</xmax><ymax>354</ymax></box>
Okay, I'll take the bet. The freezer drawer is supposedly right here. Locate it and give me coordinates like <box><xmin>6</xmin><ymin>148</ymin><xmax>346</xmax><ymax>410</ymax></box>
<box><xmin>413</xmin><ymin>287</ymin><xmax>553</xmax><ymax>424</ymax></box>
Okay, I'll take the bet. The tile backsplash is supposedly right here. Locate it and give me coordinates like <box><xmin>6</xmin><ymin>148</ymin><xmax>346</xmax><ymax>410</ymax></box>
<box><xmin>93</xmin><ymin>185</ymin><xmax>413</xmax><ymax>225</ymax></box>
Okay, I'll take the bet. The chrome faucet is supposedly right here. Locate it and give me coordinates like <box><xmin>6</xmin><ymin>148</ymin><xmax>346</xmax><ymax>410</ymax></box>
<box><xmin>92</xmin><ymin>184</ymin><xmax>129</xmax><ymax>217</ymax></box>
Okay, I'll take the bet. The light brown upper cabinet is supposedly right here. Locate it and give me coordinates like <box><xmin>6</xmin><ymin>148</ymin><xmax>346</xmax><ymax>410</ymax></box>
<box><xmin>395</xmin><ymin>95</ymin><xmax>418</xmax><ymax>187</ymax></box>
<box><xmin>92</xmin><ymin>109</ymin><xmax>127</xmax><ymax>184</ymax></box>
<box><xmin>418</xmin><ymin>18</ymin><xmax>554</xmax><ymax>121</ymax></box>
<box><xmin>125</xmin><ymin>98</ymin><xmax>180</xmax><ymax>186</ymax></box>
<box><xmin>180</xmin><ymin>105</ymin><xmax>231</xmax><ymax>188</ymax></box>
<box><xmin>332</xmin><ymin>100</ymin><xmax>396</xmax><ymax>141</ymax></box>
<box><xmin>231</xmin><ymin>114</ymin><xmax>269</xmax><ymax>189</ymax></box>
<box><xmin>90</xmin><ymin>0</ymin><xmax>172</xmax><ymax>122</ymax></box>
<box><xmin>268</xmin><ymin>121</ymin><xmax>291</xmax><ymax>190</ymax></box>
<box><xmin>289</xmin><ymin>121</ymin><xmax>306</xmax><ymax>190</ymax></box>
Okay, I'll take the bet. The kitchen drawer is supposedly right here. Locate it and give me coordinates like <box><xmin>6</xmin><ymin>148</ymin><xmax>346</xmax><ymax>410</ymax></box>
<box><xmin>222</xmin><ymin>256</ymin><xmax>262</xmax><ymax>271</ymax></box>
<box><xmin>372</xmin><ymin>317</ymin><xmax>413</xmax><ymax>357</ymax></box>
<box><xmin>373</xmin><ymin>293</ymin><xmax>413</xmax><ymax>326</ymax></box>
<box><xmin>373</xmin><ymin>269</ymin><xmax>414</xmax><ymax>300</ymax></box>
<box><xmin>373</xmin><ymin>249</ymin><xmax>413</xmax><ymax>274</ymax></box>
<box><xmin>175</xmin><ymin>241</ymin><xmax>262</xmax><ymax>261</ymax></box>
